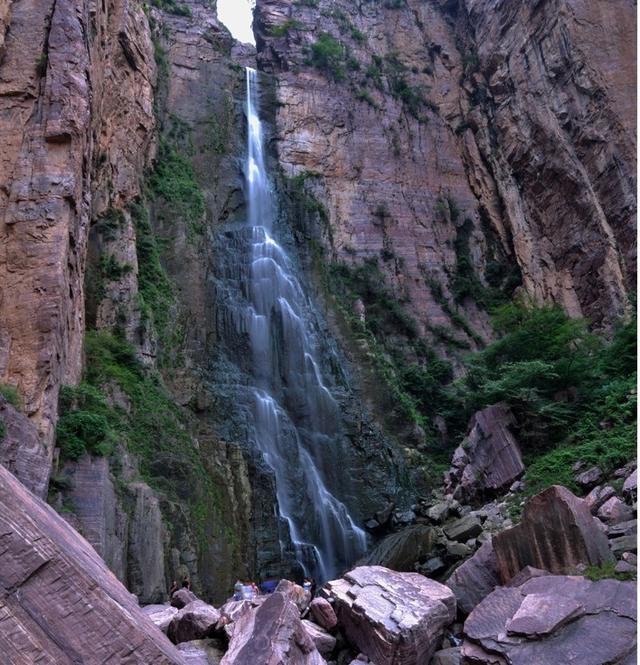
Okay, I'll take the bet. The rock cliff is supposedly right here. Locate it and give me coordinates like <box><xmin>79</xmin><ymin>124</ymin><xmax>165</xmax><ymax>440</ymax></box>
<box><xmin>255</xmin><ymin>0</ymin><xmax>635</xmax><ymax>337</ymax></box>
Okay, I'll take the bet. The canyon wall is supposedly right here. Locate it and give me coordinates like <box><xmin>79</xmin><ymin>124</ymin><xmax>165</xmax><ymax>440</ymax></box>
<box><xmin>0</xmin><ymin>0</ymin><xmax>635</xmax><ymax>608</ymax></box>
<box><xmin>255</xmin><ymin>0</ymin><xmax>636</xmax><ymax>336</ymax></box>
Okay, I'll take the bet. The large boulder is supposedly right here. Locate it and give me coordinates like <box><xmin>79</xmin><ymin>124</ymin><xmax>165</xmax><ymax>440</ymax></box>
<box><xmin>443</xmin><ymin>515</ymin><xmax>482</xmax><ymax>543</ymax></box>
<box><xmin>322</xmin><ymin>566</ymin><xmax>456</xmax><ymax>665</ymax></box>
<box><xmin>275</xmin><ymin>578</ymin><xmax>312</xmax><ymax>613</ymax></box>
<box><xmin>216</xmin><ymin>598</ymin><xmax>260</xmax><ymax>638</ymax></box>
<box><xmin>598</xmin><ymin>496</ymin><xmax>634</xmax><ymax>525</ymax></box>
<box><xmin>446</xmin><ymin>540</ymin><xmax>500</xmax><ymax>615</ymax></box>
<box><xmin>302</xmin><ymin>619</ymin><xmax>337</xmax><ymax>658</ymax></box>
<box><xmin>493</xmin><ymin>485</ymin><xmax>614</xmax><ymax>582</ymax></box>
<box><xmin>168</xmin><ymin>601</ymin><xmax>221</xmax><ymax>644</ymax></box>
<box><xmin>461</xmin><ymin>575</ymin><xmax>636</xmax><ymax>664</ymax></box>
<box><xmin>172</xmin><ymin>588</ymin><xmax>199</xmax><ymax>609</ymax></box>
<box><xmin>220</xmin><ymin>591</ymin><xmax>326</xmax><ymax>664</ymax></box>
<box><xmin>0</xmin><ymin>464</ymin><xmax>186</xmax><ymax>663</ymax></box>
<box><xmin>357</xmin><ymin>524</ymin><xmax>436</xmax><ymax>571</ymax></box>
<box><xmin>444</xmin><ymin>404</ymin><xmax>524</xmax><ymax>503</ymax></box>
<box><xmin>309</xmin><ymin>597</ymin><xmax>338</xmax><ymax>631</ymax></box>
<box><xmin>143</xmin><ymin>604</ymin><xmax>180</xmax><ymax>633</ymax></box>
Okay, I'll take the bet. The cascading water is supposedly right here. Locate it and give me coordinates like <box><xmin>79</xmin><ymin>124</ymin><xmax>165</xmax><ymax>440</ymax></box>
<box><xmin>240</xmin><ymin>67</ymin><xmax>367</xmax><ymax>580</ymax></box>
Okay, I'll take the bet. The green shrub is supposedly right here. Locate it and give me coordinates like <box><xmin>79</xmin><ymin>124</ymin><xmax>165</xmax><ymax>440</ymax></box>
<box><xmin>269</xmin><ymin>19</ymin><xmax>304</xmax><ymax>37</ymax></box>
<box><xmin>0</xmin><ymin>384</ymin><xmax>20</xmax><ymax>409</ymax></box>
<box><xmin>309</xmin><ymin>33</ymin><xmax>346</xmax><ymax>81</ymax></box>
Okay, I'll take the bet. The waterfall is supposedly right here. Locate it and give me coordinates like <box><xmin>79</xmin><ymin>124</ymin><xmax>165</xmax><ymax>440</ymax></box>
<box><xmin>241</xmin><ymin>67</ymin><xmax>367</xmax><ymax>580</ymax></box>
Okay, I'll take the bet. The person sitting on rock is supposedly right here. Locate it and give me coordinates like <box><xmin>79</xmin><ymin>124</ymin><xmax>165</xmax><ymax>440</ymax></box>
<box><xmin>233</xmin><ymin>579</ymin><xmax>243</xmax><ymax>601</ymax></box>
<box><xmin>242</xmin><ymin>580</ymin><xmax>254</xmax><ymax>600</ymax></box>
<box><xmin>181</xmin><ymin>575</ymin><xmax>191</xmax><ymax>590</ymax></box>
<box><xmin>168</xmin><ymin>580</ymin><xmax>179</xmax><ymax>597</ymax></box>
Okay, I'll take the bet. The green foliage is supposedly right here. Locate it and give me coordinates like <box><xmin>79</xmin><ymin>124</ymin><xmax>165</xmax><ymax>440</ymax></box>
<box><xmin>128</xmin><ymin>200</ymin><xmax>175</xmax><ymax>354</ymax></box>
<box><xmin>308</xmin><ymin>33</ymin><xmax>346</xmax><ymax>82</ymax></box>
<box><xmin>36</xmin><ymin>52</ymin><xmax>48</xmax><ymax>77</ymax></box>
<box><xmin>584</xmin><ymin>561</ymin><xmax>636</xmax><ymax>582</ymax></box>
<box><xmin>355</xmin><ymin>88</ymin><xmax>378</xmax><ymax>109</ymax></box>
<box><xmin>0</xmin><ymin>384</ymin><xmax>21</xmax><ymax>409</ymax></box>
<box><xmin>56</xmin><ymin>384</ymin><xmax>118</xmax><ymax>461</ymax></box>
<box><xmin>95</xmin><ymin>207</ymin><xmax>126</xmax><ymax>241</ymax></box>
<box><xmin>269</xmin><ymin>19</ymin><xmax>304</xmax><ymax>37</ymax></box>
<box><xmin>0</xmin><ymin>421</ymin><xmax>5</xmax><ymax>441</ymax></box>
<box><xmin>150</xmin><ymin>0</ymin><xmax>191</xmax><ymax>16</ymax></box>
<box><xmin>203</xmin><ymin>93</ymin><xmax>234</xmax><ymax>155</ymax></box>
<box><xmin>100</xmin><ymin>255</ymin><xmax>133</xmax><ymax>282</ymax></box>
<box><xmin>149</xmin><ymin>139</ymin><xmax>206</xmax><ymax>234</ymax></box>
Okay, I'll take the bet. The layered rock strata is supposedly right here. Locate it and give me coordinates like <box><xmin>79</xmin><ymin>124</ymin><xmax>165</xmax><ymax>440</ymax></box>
<box><xmin>255</xmin><ymin>0</ymin><xmax>636</xmax><ymax>334</ymax></box>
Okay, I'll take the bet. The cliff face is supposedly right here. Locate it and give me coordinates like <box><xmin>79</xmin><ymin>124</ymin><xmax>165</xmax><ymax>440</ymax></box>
<box><xmin>255</xmin><ymin>0</ymin><xmax>636</xmax><ymax>335</ymax></box>
<box><xmin>0</xmin><ymin>0</ymin><xmax>156</xmax><ymax>488</ymax></box>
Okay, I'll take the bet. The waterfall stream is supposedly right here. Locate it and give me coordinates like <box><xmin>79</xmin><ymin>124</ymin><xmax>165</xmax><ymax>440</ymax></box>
<box><xmin>240</xmin><ymin>67</ymin><xmax>367</xmax><ymax>580</ymax></box>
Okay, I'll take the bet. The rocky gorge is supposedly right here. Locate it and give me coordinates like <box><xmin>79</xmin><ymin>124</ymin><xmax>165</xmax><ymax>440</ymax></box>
<box><xmin>0</xmin><ymin>0</ymin><xmax>637</xmax><ymax>663</ymax></box>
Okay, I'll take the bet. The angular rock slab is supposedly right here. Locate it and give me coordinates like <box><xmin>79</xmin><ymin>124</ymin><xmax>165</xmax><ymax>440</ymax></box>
<box><xmin>220</xmin><ymin>591</ymin><xmax>326</xmax><ymax>664</ymax></box>
<box><xmin>445</xmin><ymin>403</ymin><xmax>524</xmax><ymax>503</ymax></box>
<box><xmin>493</xmin><ymin>485</ymin><xmax>614</xmax><ymax>582</ymax></box>
<box><xmin>302</xmin><ymin>619</ymin><xmax>336</xmax><ymax>658</ymax></box>
<box><xmin>446</xmin><ymin>540</ymin><xmax>500</xmax><ymax>615</ymax></box>
<box><xmin>462</xmin><ymin>575</ymin><xmax>636</xmax><ymax>664</ymax></box>
<box><xmin>0</xmin><ymin>464</ymin><xmax>186</xmax><ymax>664</ymax></box>
<box><xmin>323</xmin><ymin>566</ymin><xmax>456</xmax><ymax>665</ymax></box>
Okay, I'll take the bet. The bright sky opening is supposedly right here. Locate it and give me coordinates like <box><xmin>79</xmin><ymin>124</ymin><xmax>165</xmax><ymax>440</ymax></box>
<box><xmin>218</xmin><ymin>0</ymin><xmax>255</xmax><ymax>45</ymax></box>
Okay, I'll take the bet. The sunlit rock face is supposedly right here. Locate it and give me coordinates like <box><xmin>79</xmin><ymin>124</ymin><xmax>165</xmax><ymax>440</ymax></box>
<box><xmin>254</xmin><ymin>0</ymin><xmax>636</xmax><ymax>334</ymax></box>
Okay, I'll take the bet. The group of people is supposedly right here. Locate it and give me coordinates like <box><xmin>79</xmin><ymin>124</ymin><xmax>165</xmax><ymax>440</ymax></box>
<box><xmin>168</xmin><ymin>576</ymin><xmax>191</xmax><ymax>598</ymax></box>
<box><xmin>232</xmin><ymin>577</ymin><xmax>317</xmax><ymax>601</ymax></box>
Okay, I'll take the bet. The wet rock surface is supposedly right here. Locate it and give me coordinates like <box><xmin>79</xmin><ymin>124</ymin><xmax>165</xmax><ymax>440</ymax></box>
<box><xmin>0</xmin><ymin>464</ymin><xmax>185</xmax><ymax>664</ymax></box>
<box><xmin>322</xmin><ymin>566</ymin><xmax>456</xmax><ymax>665</ymax></box>
<box><xmin>462</xmin><ymin>575</ymin><xmax>637</xmax><ymax>664</ymax></box>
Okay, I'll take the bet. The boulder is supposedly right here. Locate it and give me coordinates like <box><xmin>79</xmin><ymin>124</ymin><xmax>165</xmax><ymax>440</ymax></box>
<box><xmin>176</xmin><ymin>639</ymin><xmax>225</xmax><ymax>664</ymax></box>
<box><xmin>608</xmin><ymin>519</ymin><xmax>637</xmax><ymax>540</ymax></box>
<box><xmin>493</xmin><ymin>485</ymin><xmax>614</xmax><ymax>582</ymax></box>
<box><xmin>143</xmin><ymin>604</ymin><xmax>180</xmax><ymax>633</ymax></box>
<box><xmin>0</xmin><ymin>464</ymin><xmax>185</xmax><ymax>663</ymax></box>
<box><xmin>623</xmin><ymin>469</ymin><xmax>637</xmax><ymax>499</ymax></box>
<box><xmin>302</xmin><ymin>619</ymin><xmax>337</xmax><ymax>658</ymax></box>
<box><xmin>461</xmin><ymin>575</ymin><xmax>636</xmax><ymax>664</ymax></box>
<box><xmin>610</xmin><ymin>535</ymin><xmax>637</xmax><ymax>557</ymax></box>
<box><xmin>430</xmin><ymin>647</ymin><xmax>461</xmax><ymax>665</ymax></box>
<box><xmin>309</xmin><ymin>597</ymin><xmax>338</xmax><ymax>631</ymax></box>
<box><xmin>220</xmin><ymin>591</ymin><xmax>326</xmax><ymax>664</ymax></box>
<box><xmin>443</xmin><ymin>515</ymin><xmax>482</xmax><ymax>543</ymax></box>
<box><xmin>358</xmin><ymin>524</ymin><xmax>436</xmax><ymax>571</ymax></box>
<box><xmin>168</xmin><ymin>601</ymin><xmax>221</xmax><ymax>644</ymax></box>
<box><xmin>446</xmin><ymin>540</ymin><xmax>500</xmax><ymax>615</ymax></box>
<box><xmin>322</xmin><ymin>566</ymin><xmax>456</xmax><ymax>665</ymax></box>
<box><xmin>444</xmin><ymin>404</ymin><xmax>524</xmax><ymax>503</ymax></box>
<box><xmin>216</xmin><ymin>598</ymin><xmax>259</xmax><ymax>638</ymax></box>
<box><xmin>597</xmin><ymin>496</ymin><xmax>634</xmax><ymax>525</ymax></box>
<box><xmin>172</xmin><ymin>588</ymin><xmax>199</xmax><ymax>609</ymax></box>
<box><xmin>427</xmin><ymin>502</ymin><xmax>451</xmax><ymax>524</ymax></box>
<box><xmin>275</xmin><ymin>578</ymin><xmax>311</xmax><ymax>613</ymax></box>
<box><xmin>576</xmin><ymin>466</ymin><xmax>603</xmax><ymax>488</ymax></box>
<box><xmin>585</xmin><ymin>485</ymin><xmax>616</xmax><ymax>514</ymax></box>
